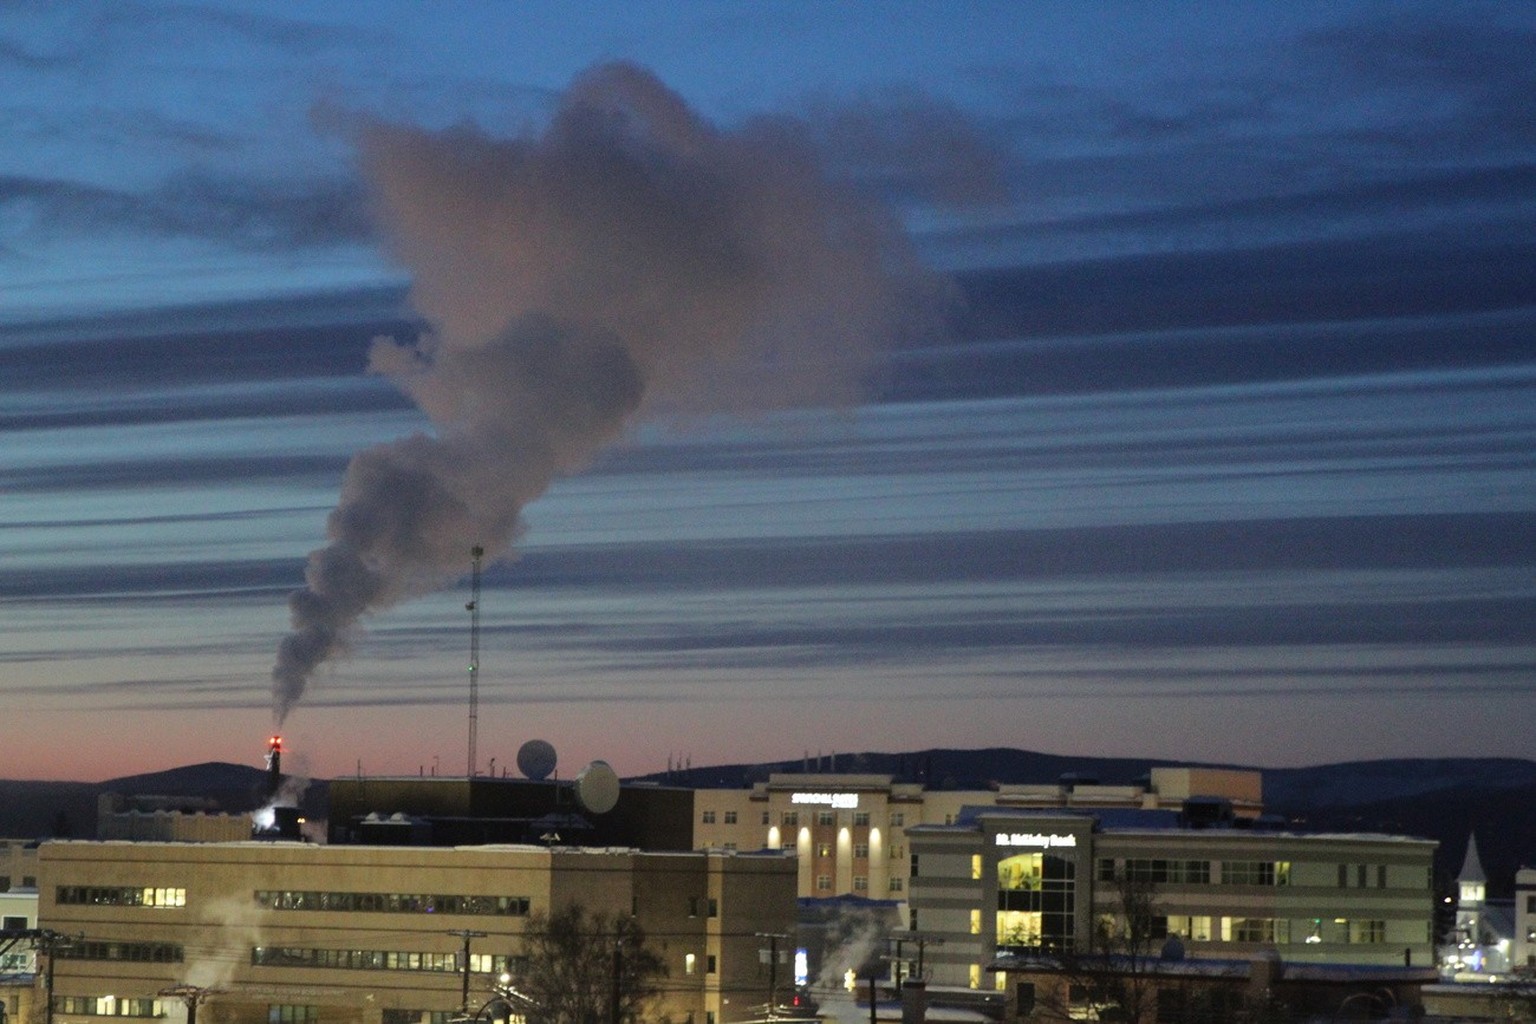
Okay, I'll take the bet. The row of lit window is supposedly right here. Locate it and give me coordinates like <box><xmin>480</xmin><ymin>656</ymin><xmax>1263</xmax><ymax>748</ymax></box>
<box><xmin>55</xmin><ymin>887</ymin><xmax>185</xmax><ymax>908</ymax></box>
<box><xmin>55</xmin><ymin>1001</ymin><xmax>321</xmax><ymax>1024</ymax></box>
<box><xmin>701</xmin><ymin>810</ymin><xmax>909</xmax><ymax>827</ymax></box>
<box><xmin>777</xmin><ymin>811</ymin><xmax>876</xmax><ymax>828</ymax></box>
<box><xmin>254</xmin><ymin>890</ymin><xmax>530</xmax><ymax>916</ymax></box>
<box><xmin>1163</xmin><ymin>916</ymin><xmax>1389</xmax><ymax>944</ymax></box>
<box><xmin>252</xmin><ymin>946</ymin><xmax>515</xmax><ymax>974</ymax></box>
<box><xmin>52</xmin><ymin>997</ymin><xmax>163</xmax><ymax>1018</ymax></box>
<box><xmin>57</xmin><ymin>941</ymin><xmax>183</xmax><ymax>963</ymax></box>
<box><xmin>1095</xmin><ymin>859</ymin><xmax>1287</xmax><ymax>887</ymax></box>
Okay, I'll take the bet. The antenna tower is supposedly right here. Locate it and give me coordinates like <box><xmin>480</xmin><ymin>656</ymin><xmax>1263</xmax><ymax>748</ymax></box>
<box><xmin>467</xmin><ymin>545</ymin><xmax>484</xmax><ymax>777</ymax></box>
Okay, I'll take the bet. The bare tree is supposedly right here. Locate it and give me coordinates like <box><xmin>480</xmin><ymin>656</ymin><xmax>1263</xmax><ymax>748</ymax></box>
<box><xmin>1020</xmin><ymin>875</ymin><xmax>1249</xmax><ymax>1023</ymax></box>
<box><xmin>509</xmin><ymin>905</ymin><xmax>667</xmax><ymax>1024</ymax></box>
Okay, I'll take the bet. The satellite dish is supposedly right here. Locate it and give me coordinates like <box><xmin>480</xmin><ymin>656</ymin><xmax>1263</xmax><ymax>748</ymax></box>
<box><xmin>574</xmin><ymin>760</ymin><xmax>620</xmax><ymax>815</ymax></box>
<box><xmin>517</xmin><ymin>739</ymin><xmax>558</xmax><ymax>781</ymax></box>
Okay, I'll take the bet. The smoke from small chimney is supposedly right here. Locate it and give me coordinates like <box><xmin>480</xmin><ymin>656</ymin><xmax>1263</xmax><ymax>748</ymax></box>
<box><xmin>272</xmin><ymin>61</ymin><xmax>942</xmax><ymax>722</ymax></box>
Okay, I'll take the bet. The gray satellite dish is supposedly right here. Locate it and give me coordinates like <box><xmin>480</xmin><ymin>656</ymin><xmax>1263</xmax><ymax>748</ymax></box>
<box><xmin>517</xmin><ymin>739</ymin><xmax>558</xmax><ymax>781</ymax></box>
<box><xmin>574</xmin><ymin>760</ymin><xmax>620</xmax><ymax>815</ymax></box>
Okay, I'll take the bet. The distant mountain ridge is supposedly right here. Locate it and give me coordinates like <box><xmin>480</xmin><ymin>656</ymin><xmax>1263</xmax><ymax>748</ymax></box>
<box><xmin>1</xmin><ymin>749</ymin><xmax>1530</xmax><ymax>895</ymax></box>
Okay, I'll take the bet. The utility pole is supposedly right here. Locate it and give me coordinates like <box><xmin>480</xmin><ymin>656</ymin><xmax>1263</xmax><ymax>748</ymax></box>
<box><xmin>449</xmin><ymin>928</ymin><xmax>488</xmax><ymax>1014</ymax></box>
<box><xmin>756</xmin><ymin>931</ymin><xmax>788</xmax><ymax>1018</ymax></box>
<box><xmin>38</xmin><ymin>931</ymin><xmax>77</xmax><ymax>1024</ymax></box>
<box><xmin>159</xmin><ymin>986</ymin><xmax>214</xmax><ymax>1024</ymax></box>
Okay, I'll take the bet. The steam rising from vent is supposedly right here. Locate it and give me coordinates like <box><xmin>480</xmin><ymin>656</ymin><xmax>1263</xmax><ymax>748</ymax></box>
<box><xmin>273</xmin><ymin>62</ymin><xmax>940</xmax><ymax>722</ymax></box>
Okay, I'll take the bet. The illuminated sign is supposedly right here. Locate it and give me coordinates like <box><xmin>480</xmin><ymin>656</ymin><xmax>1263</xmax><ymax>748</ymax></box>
<box><xmin>791</xmin><ymin>792</ymin><xmax>859</xmax><ymax>809</ymax></box>
<box><xmin>995</xmin><ymin>832</ymin><xmax>1078</xmax><ymax>849</ymax></box>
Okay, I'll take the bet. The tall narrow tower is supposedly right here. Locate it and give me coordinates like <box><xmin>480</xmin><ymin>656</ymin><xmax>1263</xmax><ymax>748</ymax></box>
<box><xmin>467</xmin><ymin>545</ymin><xmax>484</xmax><ymax>778</ymax></box>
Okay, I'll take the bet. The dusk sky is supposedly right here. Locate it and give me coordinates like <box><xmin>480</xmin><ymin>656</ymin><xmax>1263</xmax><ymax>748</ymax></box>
<box><xmin>2</xmin><ymin>2</ymin><xmax>1533</xmax><ymax>783</ymax></box>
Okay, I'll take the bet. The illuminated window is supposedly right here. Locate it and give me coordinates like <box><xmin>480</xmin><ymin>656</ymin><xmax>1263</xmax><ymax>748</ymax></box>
<box><xmin>817</xmin><ymin>843</ymin><xmax>832</xmax><ymax>858</ymax></box>
<box><xmin>1222</xmin><ymin>918</ymin><xmax>1289</xmax><ymax>944</ymax></box>
<box><xmin>1163</xmin><ymin>916</ymin><xmax>1213</xmax><ymax>942</ymax></box>
<box><xmin>970</xmin><ymin>910</ymin><xmax>981</xmax><ymax>935</ymax></box>
<box><xmin>685</xmin><ymin>953</ymin><xmax>697</xmax><ymax>975</ymax></box>
<box><xmin>55</xmin><ymin>886</ymin><xmax>186</xmax><ymax>908</ymax></box>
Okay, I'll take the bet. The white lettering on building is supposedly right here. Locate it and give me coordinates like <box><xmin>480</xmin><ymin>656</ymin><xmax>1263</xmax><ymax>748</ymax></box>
<box><xmin>995</xmin><ymin>832</ymin><xmax>1078</xmax><ymax>849</ymax></box>
<box><xmin>791</xmin><ymin>792</ymin><xmax>859</xmax><ymax>809</ymax></box>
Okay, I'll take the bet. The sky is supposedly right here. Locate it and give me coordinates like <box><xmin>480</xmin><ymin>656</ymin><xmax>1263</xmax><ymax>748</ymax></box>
<box><xmin>2</xmin><ymin>1</ymin><xmax>1534</xmax><ymax>783</ymax></box>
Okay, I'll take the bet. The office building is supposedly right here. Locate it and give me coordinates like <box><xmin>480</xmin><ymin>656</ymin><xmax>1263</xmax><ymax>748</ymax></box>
<box><xmin>690</xmin><ymin>769</ymin><xmax>1263</xmax><ymax>902</ymax></box>
<box><xmin>39</xmin><ymin>840</ymin><xmax>796</xmax><ymax>1024</ymax></box>
<box><xmin>904</xmin><ymin>806</ymin><xmax>1437</xmax><ymax>993</ymax></box>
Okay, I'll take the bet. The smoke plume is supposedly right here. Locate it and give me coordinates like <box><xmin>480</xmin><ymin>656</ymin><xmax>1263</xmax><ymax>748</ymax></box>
<box><xmin>273</xmin><ymin>62</ymin><xmax>940</xmax><ymax>722</ymax></box>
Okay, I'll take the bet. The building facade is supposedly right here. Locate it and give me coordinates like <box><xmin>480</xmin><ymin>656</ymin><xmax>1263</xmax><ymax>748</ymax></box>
<box><xmin>38</xmin><ymin>840</ymin><xmax>796</xmax><ymax>1024</ymax></box>
<box><xmin>0</xmin><ymin>842</ymin><xmax>38</xmax><ymax>896</ymax></box>
<box><xmin>904</xmin><ymin>808</ymin><xmax>1437</xmax><ymax>992</ymax></box>
<box><xmin>690</xmin><ymin>769</ymin><xmax>1264</xmax><ymax>903</ymax></box>
<box><xmin>1515</xmin><ymin>865</ymin><xmax>1535</xmax><ymax>973</ymax></box>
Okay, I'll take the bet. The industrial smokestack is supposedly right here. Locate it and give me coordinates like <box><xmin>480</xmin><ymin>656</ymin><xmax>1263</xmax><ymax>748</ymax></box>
<box><xmin>265</xmin><ymin>735</ymin><xmax>282</xmax><ymax>799</ymax></box>
<box><xmin>254</xmin><ymin>736</ymin><xmax>303</xmax><ymax>840</ymax></box>
<box><xmin>271</xmin><ymin>61</ymin><xmax>940</xmax><ymax>722</ymax></box>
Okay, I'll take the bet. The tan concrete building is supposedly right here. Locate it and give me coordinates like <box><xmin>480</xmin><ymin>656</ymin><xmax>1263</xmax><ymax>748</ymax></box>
<box><xmin>689</xmin><ymin>769</ymin><xmax>1264</xmax><ymax>902</ymax></box>
<box><xmin>0</xmin><ymin>841</ymin><xmax>39</xmax><ymax>895</ymax></box>
<box><xmin>96</xmin><ymin>794</ymin><xmax>253</xmax><ymax>843</ymax></box>
<box><xmin>38</xmin><ymin>841</ymin><xmax>796</xmax><ymax>1024</ymax></box>
<box><xmin>1516</xmin><ymin>865</ymin><xmax>1536</xmax><ymax>973</ymax></box>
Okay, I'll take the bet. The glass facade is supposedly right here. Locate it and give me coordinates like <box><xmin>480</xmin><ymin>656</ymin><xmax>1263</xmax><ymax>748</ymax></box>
<box><xmin>996</xmin><ymin>852</ymin><xmax>1076</xmax><ymax>952</ymax></box>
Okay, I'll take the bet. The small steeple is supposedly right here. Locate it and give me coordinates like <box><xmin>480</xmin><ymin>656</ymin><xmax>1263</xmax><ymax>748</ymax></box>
<box><xmin>1458</xmin><ymin>832</ymin><xmax>1487</xmax><ymax>886</ymax></box>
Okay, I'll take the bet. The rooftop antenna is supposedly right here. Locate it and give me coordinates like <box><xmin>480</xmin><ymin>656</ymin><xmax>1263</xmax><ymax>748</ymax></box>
<box><xmin>467</xmin><ymin>545</ymin><xmax>484</xmax><ymax>778</ymax></box>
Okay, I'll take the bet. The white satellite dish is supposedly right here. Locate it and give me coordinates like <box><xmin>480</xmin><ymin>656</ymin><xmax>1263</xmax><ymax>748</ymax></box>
<box><xmin>574</xmin><ymin>760</ymin><xmax>620</xmax><ymax>815</ymax></box>
<box><xmin>517</xmin><ymin>739</ymin><xmax>558</xmax><ymax>781</ymax></box>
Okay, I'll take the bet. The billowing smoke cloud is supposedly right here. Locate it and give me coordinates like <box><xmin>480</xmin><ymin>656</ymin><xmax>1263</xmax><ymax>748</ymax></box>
<box><xmin>273</xmin><ymin>62</ymin><xmax>942</xmax><ymax>722</ymax></box>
